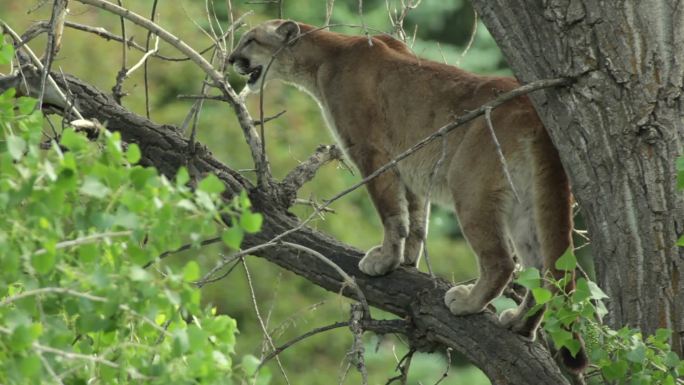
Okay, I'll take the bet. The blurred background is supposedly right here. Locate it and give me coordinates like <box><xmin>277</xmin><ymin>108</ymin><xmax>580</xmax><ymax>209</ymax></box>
<box><xmin>0</xmin><ymin>1</ymin><xmax>559</xmax><ymax>384</ymax></box>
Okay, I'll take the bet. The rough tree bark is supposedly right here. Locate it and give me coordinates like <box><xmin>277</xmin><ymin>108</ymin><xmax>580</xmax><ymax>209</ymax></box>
<box><xmin>471</xmin><ymin>0</ymin><xmax>684</xmax><ymax>354</ymax></box>
<box><xmin>0</xmin><ymin>65</ymin><xmax>574</xmax><ymax>385</ymax></box>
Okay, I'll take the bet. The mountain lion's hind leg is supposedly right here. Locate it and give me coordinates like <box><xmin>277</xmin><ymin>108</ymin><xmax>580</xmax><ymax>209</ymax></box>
<box><xmin>403</xmin><ymin>187</ymin><xmax>428</xmax><ymax>268</ymax></box>
<box><xmin>356</xmin><ymin>149</ymin><xmax>408</xmax><ymax>276</ymax></box>
<box><xmin>445</xmin><ymin>195</ymin><xmax>515</xmax><ymax>315</ymax></box>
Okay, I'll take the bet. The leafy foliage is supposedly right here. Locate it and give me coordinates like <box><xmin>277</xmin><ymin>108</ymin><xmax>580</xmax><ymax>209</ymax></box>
<box><xmin>514</xmin><ymin>251</ymin><xmax>684</xmax><ymax>385</ymax></box>
<box><xmin>0</xmin><ymin>35</ymin><xmax>269</xmax><ymax>384</ymax></box>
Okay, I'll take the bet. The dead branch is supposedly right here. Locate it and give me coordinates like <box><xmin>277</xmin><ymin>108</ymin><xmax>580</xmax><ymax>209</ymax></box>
<box><xmin>242</xmin><ymin>258</ymin><xmax>292</xmax><ymax>384</ymax></box>
<box><xmin>73</xmin><ymin>0</ymin><xmax>271</xmax><ymax>187</ymax></box>
<box><xmin>277</xmin><ymin>144</ymin><xmax>344</xmax><ymax>206</ymax></box>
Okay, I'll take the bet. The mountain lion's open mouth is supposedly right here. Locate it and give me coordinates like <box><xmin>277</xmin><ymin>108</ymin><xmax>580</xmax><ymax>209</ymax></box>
<box><xmin>247</xmin><ymin>66</ymin><xmax>263</xmax><ymax>85</ymax></box>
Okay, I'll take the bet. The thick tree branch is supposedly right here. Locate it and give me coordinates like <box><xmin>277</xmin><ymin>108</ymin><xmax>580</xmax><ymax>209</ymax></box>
<box><xmin>0</xmin><ymin>67</ymin><xmax>571</xmax><ymax>385</ymax></box>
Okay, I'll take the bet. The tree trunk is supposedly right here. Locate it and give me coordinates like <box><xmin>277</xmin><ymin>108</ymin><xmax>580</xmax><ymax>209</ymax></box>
<box><xmin>471</xmin><ymin>0</ymin><xmax>684</xmax><ymax>353</ymax></box>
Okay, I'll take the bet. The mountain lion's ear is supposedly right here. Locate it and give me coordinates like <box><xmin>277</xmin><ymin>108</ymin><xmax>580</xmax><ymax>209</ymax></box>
<box><xmin>276</xmin><ymin>20</ymin><xmax>300</xmax><ymax>44</ymax></box>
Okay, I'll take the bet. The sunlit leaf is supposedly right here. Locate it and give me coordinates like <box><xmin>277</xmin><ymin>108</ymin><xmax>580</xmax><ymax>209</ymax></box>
<box><xmin>240</xmin><ymin>211</ymin><xmax>263</xmax><ymax>234</ymax></box>
<box><xmin>532</xmin><ymin>287</ymin><xmax>552</xmax><ymax>304</ymax></box>
<box><xmin>126</xmin><ymin>143</ymin><xmax>141</xmax><ymax>164</ymax></box>
<box><xmin>198</xmin><ymin>174</ymin><xmax>225</xmax><ymax>194</ymax></box>
<box><xmin>554</xmin><ymin>248</ymin><xmax>577</xmax><ymax>271</ymax></box>
<box><xmin>514</xmin><ymin>267</ymin><xmax>540</xmax><ymax>289</ymax></box>
<box><xmin>222</xmin><ymin>226</ymin><xmax>244</xmax><ymax>250</ymax></box>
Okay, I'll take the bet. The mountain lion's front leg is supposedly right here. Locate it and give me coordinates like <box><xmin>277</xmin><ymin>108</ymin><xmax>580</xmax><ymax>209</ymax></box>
<box><xmin>354</xmin><ymin>149</ymin><xmax>408</xmax><ymax>276</ymax></box>
<box><xmin>403</xmin><ymin>187</ymin><xmax>428</xmax><ymax>268</ymax></box>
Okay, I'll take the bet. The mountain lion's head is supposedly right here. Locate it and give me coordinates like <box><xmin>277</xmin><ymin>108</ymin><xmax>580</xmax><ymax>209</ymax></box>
<box><xmin>227</xmin><ymin>20</ymin><xmax>301</xmax><ymax>92</ymax></box>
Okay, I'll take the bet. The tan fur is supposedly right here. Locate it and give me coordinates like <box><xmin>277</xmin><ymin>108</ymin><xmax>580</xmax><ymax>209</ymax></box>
<box><xmin>228</xmin><ymin>20</ymin><xmax>573</xmax><ymax>326</ymax></box>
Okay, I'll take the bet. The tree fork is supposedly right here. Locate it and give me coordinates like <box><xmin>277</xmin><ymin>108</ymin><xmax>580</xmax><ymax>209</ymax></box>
<box><xmin>471</xmin><ymin>0</ymin><xmax>684</xmax><ymax>354</ymax></box>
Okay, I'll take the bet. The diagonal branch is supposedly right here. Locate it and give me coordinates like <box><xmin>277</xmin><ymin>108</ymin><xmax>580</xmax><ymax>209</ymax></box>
<box><xmin>0</xmin><ymin>68</ymin><xmax>572</xmax><ymax>385</ymax></box>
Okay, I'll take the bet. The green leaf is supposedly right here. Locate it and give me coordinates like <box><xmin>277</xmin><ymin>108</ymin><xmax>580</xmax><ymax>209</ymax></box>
<box><xmin>554</xmin><ymin>248</ymin><xmax>577</xmax><ymax>271</ymax></box>
<box><xmin>80</xmin><ymin>176</ymin><xmax>110</xmax><ymax>198</ymax></box>
<box><xmin>548</xmin><ymin>328</ymin><xmax>572</xmax><ymax>348</ymax></box>
<box><xmin>187</xmin><ymin>324</ymin><xmax>208</xmax><ymax>350</ymax></box>
<box><xmin>176</xmin><ymin>166</ymin><xmax>190</xmax><ymax>187</ymax></box>
<box><xmin>240</xmin><ymin>211</ymin><xmax>263</xmax><ymax>234</ymax></box>
<box><xmin>572</xmin><ymin>278</ymin><xmax>591</xmax><ymax>302</ymax></box>
<box><xmin>183</xmin><ymin>261</ymin><xmax>201</xmax><ymax>281</ymax></box>
<box><xmin>0</xmin><ymin>38</ymin><xmax>14</xmax><ymax>65</ymax></box>
<box><xmin>126</xmin><ymin>143</ymin><xmax>141</xmax><ymax>164</ymax></box>
<box><xmin>514</xmin><ymin>268</ymin><xmax>540</xmax><ymax>289</ymax></box>
<box><xmin>625</xmin><ymin>342</ymin><xmax>646</xmax><ymax>363</ymax></box>
<box><xmin>241</xmin><ymin>354</ymin><xmax>261</xmax><ymax>376</ymax></box>
<box><xmin>239</xmin><ymin>189</ymin><xmax>252</xmax><ymax>208</ymax></box>
<box><xmin>655</xmin><ymin>328</ymin><xmax>673</xmax><ymax>343</ymax></box>
<box><xmin>678</xmin><ymin>235</ymin><xmax>684</xmax><ymax>246</ymax></box>
<box><xmin>491</xmin><ymin>296</ymin><xmax>518</xmax><ymax>315</ymax></box>
<box><xmin>10</xmin><ymin>324</ymin><xmax>35</xmax><ymax>351</ymax></box>
<box><xmin>664</xmin><ymin>351</ymin><xmax>681</xmax><ymax>368</ymax></box>
<box><xmin>7</xmin><ymin>136</ymin><xmax>26</xmax><ymax>160</ymax></box>
<box><xmin>587</xmin><ymin>280</ymin><xmax>609</xmax><ymax>300</ymax></box>
<box><xmin>602</xmin><ymin>360</ymin><xmax>629</xmax><ymax>380</ymax></box>
<box><xmin>16</xmin><ymin>97</ymin><xmax>37</xmax><ymax>115</ymax></box>
<box><xmin>60</xmin><ymin>128</ymin><xmax>88</xmax><ymax>151</ymax></box>
<box><xmin>32</xmin><ymin>251</ymin><xmax>56</xmax><ymax>275</ymax></box>
<box><xmin>198</xmin><ymin>174</ymin><xmax>225</xmax><ymax>194</ymax></box>
<box><xmin>222</xmin><ymin>226</ymin><xmax>244</xmax><ymax>250</ymax></box>
<box><xmin>563</xmin><ymin>339</ymin><xmax>582</xmax><ymax>357</ymax></box>
<box><xmin>532</xmin><ymin>287</ymin><xmax>552</xmax><ymax>304</ymax></box>
<box><xmin>18</xmin><ymin>354</ymin><xmax>41</xmax><ymax>378</ymax></box>
<box><xmin>172</xmin><ymin>329</ymin><xmax>190</xmax><ymax>356</ymax></box>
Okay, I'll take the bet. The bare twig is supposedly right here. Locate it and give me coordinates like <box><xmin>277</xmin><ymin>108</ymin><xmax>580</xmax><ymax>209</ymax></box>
<box><xmin>420</xmin><ymin>132</ymin><xmax>449</xmax><ymax>279</ymax></box>
<box><xmin>325</xmin><ymin>0</ymin><xmax>335</xmax><ymax>26</ymax></box>
<box><xmin>294</xmin><ymin>198</ymin><xmax>336</xmax><ymax>213</ymax></box>
<box><xmin>38</xmin><ymin>0</ymin><xmax>68</xmax><ymax>110</ymax></box>
<box><xmin>385</xmin><ymin>348</ymin><xmax>415</xmax><ymax>385</ymax></box>
<box><xmin>456</xmin><ymin>9</ymin><xmax>478</xmax><ymax>67</ymax></box>
<box><xmin>386</xmin><ymin>0</ymin><xmax>422</xmax><ymax>41</ymax></box>
<box><xmin>433</xmin><ymin>347</ymin><xmax>452</xmax><ymax>385</ymax></box>
<box><xmin>226</xmin><ymin>0</ymin><xmax>235</xmax><ymax>51</ymax></box>
<box><xmin>194</xmin><ymin>256</ymin><xmax>241</xmax><ymax>287</ymax></box>
<box><xmin>30</xmin><ymin>231</ymin><xmax>132</xmax><ymax>258</ymax></box>
<box><xmin>242</xmin><ymin>257</ymin><xmax>291</xmax><ymax>385</ymax></box>
<box><xmin>0</xmin><ymin>326</ymin><xmax>149</xmax><ymax>380</ymax></box>
<box><xmin>348</xmin><ymin>303</ymin><xmax>369</xmax><ymax>385</ymax></box>
<box><xmin>358</xmin><ymin>0</ymin><xmax>372</xmax><ymax>45</ymax></box>
<box><xmin>38</xmin><ymin>352</ymin><xmax>65</xmax><ymax>385</ymax></box>
<box><xmin>484</xmin><ymin>106</ymin><xmax>520</xmax><ymax>202</ymax></box>
<box><xmin>268</xmin><ymin>300</ymin><xmax>328</xmax><ymax>338</ymax></box>
<box><xmin>0</xmin><ymin>287</ymin><xmax>106</xmax><ymax>307</ymax></box>
<box><xmin>281</xmin><ymin>241</ymin><xmax>369</xmax><ymax>316</ymax></box>
<box><xmin>112</xmin><ymin>0</ymin><xmax>128</xmax><ymax>103</ymax></box>
<box><xmin>259</xmin><ymin>321</ymin><xmax>350</xmax><ymax>369</ymax></box>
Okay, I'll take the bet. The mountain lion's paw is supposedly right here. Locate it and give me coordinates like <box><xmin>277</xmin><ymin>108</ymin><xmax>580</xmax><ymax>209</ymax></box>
<box><xmin>444</xmin><ymin>284</ymin><xmax>484</xmax><ymax>315</ymax></box>
<box><xmin>402</xmin><ymin>238</ymin><xmax>422</xmax><ymax>267</ymax></box>
<box><xmin>498</xmin><ymin>307</ymin><xmax>520</xmax><ymax>326</ymax></box>
<box><xmin>358</xmin><ymin>246</ymin><xmax>400</xmax><ymax>276</ymax></box>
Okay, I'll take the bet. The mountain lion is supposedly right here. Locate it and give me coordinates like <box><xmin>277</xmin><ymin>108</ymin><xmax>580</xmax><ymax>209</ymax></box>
<box><xmin>228</xmin><ymin>19</ymin><xmax>586</xmax><ymax>370</ymax></box>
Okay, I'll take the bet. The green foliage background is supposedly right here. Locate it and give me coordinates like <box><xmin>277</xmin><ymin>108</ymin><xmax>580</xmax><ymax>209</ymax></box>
<box><xmin>0</xmin><ymin>1</ymin><xmax>514</xmax><ymax>384</ymax></box>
